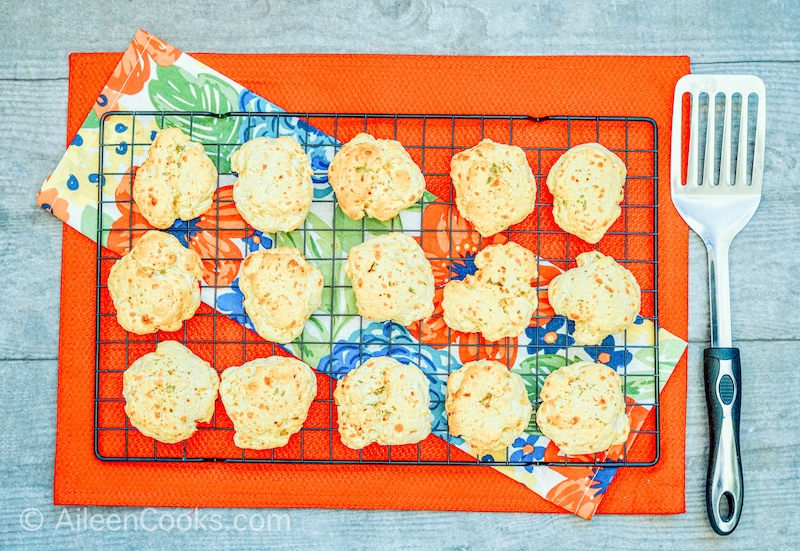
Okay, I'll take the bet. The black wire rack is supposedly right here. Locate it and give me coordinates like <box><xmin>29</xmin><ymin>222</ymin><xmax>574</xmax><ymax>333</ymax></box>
<box><xmin>95</xmin><ymin>111</ymin><xmax>659</xmax><ymax>467</ymax></box>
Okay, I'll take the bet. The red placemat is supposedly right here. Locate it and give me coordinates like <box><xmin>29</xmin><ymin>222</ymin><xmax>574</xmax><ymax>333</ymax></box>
<box><xmin>54</xmin><ymin>51</ymin><xmax>689</xmax><ymax>514</ymax></box>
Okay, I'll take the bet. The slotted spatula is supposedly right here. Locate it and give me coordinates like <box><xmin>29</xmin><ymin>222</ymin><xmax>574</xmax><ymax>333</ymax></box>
<box><xmin>671</xmin><ymin>74</ymin><xmax>765</xmax><ymax>535</ymax></box>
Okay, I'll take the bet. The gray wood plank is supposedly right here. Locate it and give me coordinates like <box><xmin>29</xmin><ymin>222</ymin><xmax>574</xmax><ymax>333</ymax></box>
<box><xmin>0</xmin><ymin>80</ymin><xmax>66</xmax><ymax>359</ymax></box>
<box><xmin>2</xmin><ymin>1</ymin><xmax>800</xmax><ymax>79</ymax></box>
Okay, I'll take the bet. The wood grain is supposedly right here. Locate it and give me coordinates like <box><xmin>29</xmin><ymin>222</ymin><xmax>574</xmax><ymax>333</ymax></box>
<box><xmin>1</xmin><ymin>0</ymin><xmax>799</xmax><ymax>548</ymax></box>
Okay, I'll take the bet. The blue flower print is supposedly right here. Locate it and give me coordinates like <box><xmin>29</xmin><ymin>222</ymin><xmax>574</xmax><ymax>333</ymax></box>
<box><xmin>584</xmin><ymin>335</ymin><xmax>633</xmax><ymax>370</ymax></box>
<box><xmin>589</xmin><ymin>462</ymin><xmax>621</xmax><ymax>495</ymax></box>
<box><xmin>215</xmin><ymin>277</ymin><xmax>255</xmax><ymax>332</ymax></box>
<box><xmin>450</xmin><ymin>252</ymin><xmax>477</xmax><ymax>281</ymax></box>
<box><xmin>525</xmin><ymin>316</ymin><xmax>575</xmax><ymax>355</ymax></box>
<box><xmin>165</xmin><ymin>216</ymin><xmax>201</xmax><ymax>247</ymax></box>
<box><xmin>245</xmin><ymin>230</ymin><xmax>273</xmax><ymax>252</ymax></box>
<box><xmin>509</xmin><ymin>435</ymin><xmax>547</xmax><ymax>472</ymax></box>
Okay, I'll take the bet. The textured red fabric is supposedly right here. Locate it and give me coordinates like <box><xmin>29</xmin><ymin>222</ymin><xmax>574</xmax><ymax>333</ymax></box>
<box><xmin>54</xmin><ymin>51</ymin><xmax>689</xmax><ymax>513</ymax></box>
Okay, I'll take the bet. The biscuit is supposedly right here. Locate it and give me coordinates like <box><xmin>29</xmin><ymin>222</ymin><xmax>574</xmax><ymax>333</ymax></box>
<box><xmin>132</xmin><ymin>127</ymin><xmax>218</xmax><ymax>229</ymax></box>
<box><xmin>328</xmin><ymin>133</ymin><xmax>425</xmax><ymax>221</ymax></box>
<box><xmin>441</xmin><ymin>242</ymin><xmax>538</xmax><ymax>342</ymax></box>
<box><xmin>333</xmin><ymin>357</ymin><xmax>431</xmax><ymax>449</ymax></box>
<box><xmin>547</xmin><ymin>251</ymin><xmax>641</xmax><ymax>345</ymax></box>
<box><xmin>122</xmin><ymin>340</ymin><xmax>219</xmax><ymax>444</ymax></box>
<box><xmin>219</xmin><ymin>356</ymin><xmax>317</xmax><ymax>450</ymax></box>
<box><xmin>546</xmin><ymin>142</ymin><xmax>627</xmax><ymax>244</ymax></box>
<box><xmin>536</xmin><ymin>361</ymin><xmax>630</xmax><ymax>455</ymax></box>
<box><xmin>231</xmin><ymin>136</ymin><xmax>314</xmax><ymax>233</ymax></box>
<box><xmin>445</xmin><ymin>360</ymin><xmax>532</xmax><ymax>457</ymax></box>
<box><xmin>238</xmin><ymin>247</ymin><xmax>324</xmax><ymax>344</ymax></box>
<box><xmin>343</xmin><ymin>232</ymin><xmax>434</xmax><ymax>326</ymax></box>
<box><xmin>108</xmin><ymin>230</ymin><xmax>204</xmax><ymax>335</ymax></box>
<box><xmin>450</xmin><ymin>139</ymin><xmax>536</xmax><ymax>237</ymax></box>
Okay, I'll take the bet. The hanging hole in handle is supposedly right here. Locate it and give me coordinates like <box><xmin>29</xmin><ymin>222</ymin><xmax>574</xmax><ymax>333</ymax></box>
<box><xmin>718</xmin><ymin>491</ymin><xmax>735</xmax><ymax>522</ymax></box>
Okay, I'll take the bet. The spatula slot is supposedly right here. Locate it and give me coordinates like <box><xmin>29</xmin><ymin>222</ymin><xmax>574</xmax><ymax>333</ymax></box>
<box><xmin>745</xmin><ymin>92</ymin><xmax>760</xmax><ymax>187</ymax></box>
<box><xmin>711</xmin><ymin>92</ymin><xmax>727</xmax><ymax>187</ymax></box>
<box><xmin>727</xmin><ymin>92</ymin><xmax>743</xmax><ymax>187</ymax></box>
<box><xmin>679</xmin><ymin>92</ymin><xmax>692</xmax><ymax>187</ymax></box>
<box><xmin>695</xmin><ymin>92</ymin><xmax>710</xmax><ymax>186</ymax></box>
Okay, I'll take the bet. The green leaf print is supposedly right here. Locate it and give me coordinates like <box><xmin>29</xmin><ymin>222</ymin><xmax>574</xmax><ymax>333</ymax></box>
<box><xmin>82</xmin><ymin>205</ymin><xmax>115</xmax><ymax>248</ymax></box>
<box><xmin>83</xmin><ymin>109</ymin><xmax>100</xmax><ymax>130</ymax></box>
<box><xmin>275</xmin><ymin>212</ymin><xmax>356</xmax><ymax>321</ymax></box>
<box><xmin>286</xmin><ymin>316</ymin><xmax>331</xmax><ymax>368</ymax></box>
<box><xmin>148</xmin><ymin>65</ymin><xmax>241</xmax><ymax>173</ymax></box>
<box><xmin>333</xmin><ymin>205</ymin><xmax>399</xmax><ymax>255</ymax></box>
<box><xmin>622</xmin><ymin>376</ymin><xmax>655</xmax><ymax>404</ymax></box>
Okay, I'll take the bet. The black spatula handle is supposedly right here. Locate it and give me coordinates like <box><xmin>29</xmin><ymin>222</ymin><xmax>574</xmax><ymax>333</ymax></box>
<box><xmin>704</xmin><ymin>347</ymin><xmax>743</xmax><ymax>535</ymax></box>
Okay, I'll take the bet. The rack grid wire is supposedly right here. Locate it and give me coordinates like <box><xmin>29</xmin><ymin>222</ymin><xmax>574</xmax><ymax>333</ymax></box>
<box><xmin>95</xmin><ymin>111</ymin><xmax>659</xmax><ymax>467</ymax></box>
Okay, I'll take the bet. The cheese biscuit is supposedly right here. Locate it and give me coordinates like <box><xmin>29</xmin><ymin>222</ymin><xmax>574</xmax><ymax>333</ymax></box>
<box><xmin>239</xmin><ymin>247</ymin><xmax>324</xmax><ymax>344</ymax></box>
<box><xmin>108</xmin><ymin>230</ymin><xmax>203</xmax><ymax>335</ymax></box>
<box><xmin>328</xmin><ymin>133</ymin><xmax>425</xmax><ymax>221</ymax></box>
<box><xmin>536</xmin><ymin>361</ymin><xmax>630</xmax><ymax>455</ymax></box>
<box><xmin>334</xmin><ymin>357</ymin><xmax>431</xmax><ymax>449</ymax></box>
<box><xmin>450</xmin><ymin>139</ymin><xmax>536</xmax><ymax>237</ymax></box>
<box><xmin>441</xmin><ymin>242</ymin><xmax>538</xmax><ymax>342</ymax></box>
<box><xmin>231</xmin><ymin>136</ymin><xmax>314</xmax><ymax>233</ymax></box>
<box><xmin>219</xmin><ymin>356</ymin><xmax>317</xmax><ymax>450</ymax></box>
<box><xmin>133</xmin><ymin>127</ymin><xmax>218</xmax><ymax>229</ymax></box>
<box><xmin>547</xmin><ymin>251</ymin><xmax>641</xmax><ymax>345</ymax></box>
<box><xmin>546</xmin><ymin>142</ymin><xmax>627</xmax><ymax>244</ymax></box>
<box><xmin>343</xmin><ymin>232</ymin><xmax>434</xmax><ymax>326</ymax></box>
<box><xmin>445</xmin><ymin>360</ymin><xmax>532</xmax><ymax>457</ymax></box>
<box><xmin>123</xmin><ymin>341</ymin><xmax>219</xmax><ymax>444</ymax></box>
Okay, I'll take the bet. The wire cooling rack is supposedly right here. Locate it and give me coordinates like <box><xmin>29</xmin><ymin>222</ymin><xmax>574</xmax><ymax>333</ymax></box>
<box><xmin>95</xmin><ymin>111</ymin><xmax>659</xmax><ymax>467</ymax></box>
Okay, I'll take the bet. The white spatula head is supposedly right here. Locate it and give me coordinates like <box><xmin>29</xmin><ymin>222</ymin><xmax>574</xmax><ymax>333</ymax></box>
<box><xmin>670</xmin><ymin>74</ymin><xmax>766</xmax><ymax>245</ymax></box>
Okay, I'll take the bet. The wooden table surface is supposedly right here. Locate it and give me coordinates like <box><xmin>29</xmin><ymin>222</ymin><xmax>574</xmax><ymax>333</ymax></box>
<box><xmin>1</xmin><ymin>1</ymin><xmax>798</xmax><ymax>549</ymax></box>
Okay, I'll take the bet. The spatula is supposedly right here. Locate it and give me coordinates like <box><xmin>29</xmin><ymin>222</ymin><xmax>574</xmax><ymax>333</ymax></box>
<box><xmin>670</xmin><ymin>74</ymin><xmax>765</xmax><ymax>535</ymax></box>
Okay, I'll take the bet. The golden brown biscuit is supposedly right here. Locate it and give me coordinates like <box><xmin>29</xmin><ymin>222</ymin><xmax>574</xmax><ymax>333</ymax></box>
<box><xmin>343</xmin><ymin>232</ymin><xmax>434</xmax><ymax>326</ymax></box>
<box><xmin>132</xmin><ymin>127</ymin><xmax>218</xmax><ymax>229</ymax></box>
<box><xmin>122</xmin><ymin>341</ymin><xmax>219</xmax><ymax>444</ymax></box>
<box><xmin>536</xmin><ymin>361</ymin><xmax>630</xmax><ymax>455</ymax></box>
<box><xmin>547</xmin><ymin>251</ymin><xmax>641</xmax><ymax>345</ymax></box>
<box><xmin>108</xmin><ymin>230</ymin><xmax>203</xmax><ymax>335</ymax></box>
<box><xmin>333</xmin><ymin>357</ymin><xmax>431</xmax><ymax>449</ymax></box>
<box><xmin>445</xmin><ymin>360</ymin><xmax>532</xmax><ymax>456</ymax></box>
<box><xmin>328</xmin><ymin>133</ymin><xmax>425</xmax><ymax>221</ymax></box>
<box><xmin>219</xmin><ymin>356</ymin><xmax>318</xmax><ymax>450</ymax></box>
<box><xmin>231</xmin><ymin>136</ymin><xmax>314</xmax><ymax>233</ymax></box>
<box><xmin>450</xmin><ymin>139</ymin><xmax>536</xmax><ymax>237</ymax></box>
<box><xmin>441</xmin><ymin>242</ymin><xmax>538</xmax><ymax>342</ymax></box>
<box><xmin>546</xmin><ymin>142</ymin><xmax>627</xmax><ymax>243</ymax></box>
<box><xmin>238</xmin><ymin>247</ymin><xmax>324</xmax><ymax>344</ymax></box>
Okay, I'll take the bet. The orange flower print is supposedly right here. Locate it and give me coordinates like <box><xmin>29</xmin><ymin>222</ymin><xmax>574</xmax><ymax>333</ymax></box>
<box><xmin>107</xmin><ymin>172</ymin><xmax>248</xmax><ymax>287</ymax></box>
<box><xmin>97</xmin><ymin>32</ymin><xmax>181</xmax><ymax>116</ymax></box>
<box><xmin>545</xmin><ymin>467</ymin><xmax>600</xmax><ymax>519</ymax></box>
<box><xmin>37</xmin><ymin>187</ymin><xmax>70</xmax><ymax>223</ymax></box>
